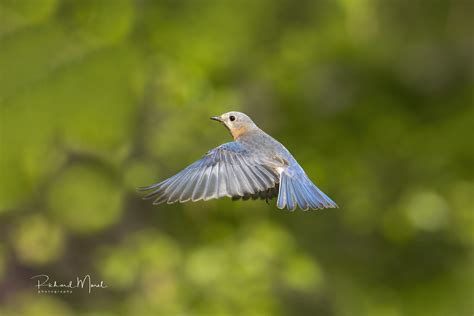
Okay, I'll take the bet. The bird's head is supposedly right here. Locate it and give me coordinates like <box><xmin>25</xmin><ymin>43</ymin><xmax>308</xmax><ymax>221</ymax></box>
<box><xmin>210</xmin><ymin>111</ymin><xmax>258</xmax><ymax>140</ymax></box>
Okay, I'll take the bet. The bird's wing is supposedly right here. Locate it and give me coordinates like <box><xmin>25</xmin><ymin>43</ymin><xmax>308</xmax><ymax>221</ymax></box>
<box><xmin>231</xmin><ymin>186</ymin><xmax>279</xmax><ymax>201</ymax></box>
<box><xmin>138</xmin><ymin>142</ymin><xmax>280</xmax><ymax>204</ymax></box>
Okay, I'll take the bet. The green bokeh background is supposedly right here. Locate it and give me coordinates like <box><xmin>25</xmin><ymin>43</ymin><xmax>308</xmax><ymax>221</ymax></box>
<box><xmin>0</xmin><ymin>0</ymin><xmax>472</xmax><ymax>315</ymax></box>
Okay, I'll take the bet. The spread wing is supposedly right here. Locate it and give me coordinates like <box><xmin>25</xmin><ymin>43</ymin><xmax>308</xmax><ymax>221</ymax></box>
<box><xmin>138</xmin><ymin>142</ymin><xmax>280</xmax><ymax>204</ymax></box>
<box><xmin>231</xmin><ymin>186</ymin><xmax>279</xmax><ymax>201</ymax></box>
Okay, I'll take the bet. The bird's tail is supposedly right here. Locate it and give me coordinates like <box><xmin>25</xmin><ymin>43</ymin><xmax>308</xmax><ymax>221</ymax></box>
<box><xmin>277</xmin><ymin>170</ymin><xmax>338</xmax><ymax>211</ymax></box>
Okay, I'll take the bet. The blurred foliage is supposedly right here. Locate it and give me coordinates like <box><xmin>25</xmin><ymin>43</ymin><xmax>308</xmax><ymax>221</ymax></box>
<box><xmin>0</xmin><ymin>0</ymin><xmax>473</xmax><ymax>315</ymax></box>
<box><xmin>11</xmin><ymin>215</ymin><xmax>65</xmax><ymax>266</ymax></box>
<box><xmin>47</xmin><ymin>163</ymin><xmax>124</xmax><ymax>233</ymax></box>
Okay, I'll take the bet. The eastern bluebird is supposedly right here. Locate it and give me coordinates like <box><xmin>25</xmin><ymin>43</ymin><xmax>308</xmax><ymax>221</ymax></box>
<box><xmin>139</xmin><ymin>112</ymin><xmax>338</xmax><ymax>211</ymax></box>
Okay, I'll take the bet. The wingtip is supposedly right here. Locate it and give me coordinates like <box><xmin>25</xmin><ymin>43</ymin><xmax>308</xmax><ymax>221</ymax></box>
<box><xmin>153</xmin><ymin>198</ymin><xmax>168</xmax><ymax>205</ymax></box>
<box><xmin>136</xmin><ymin>185</ymin><xmax>152</xmax><ymax>192</ymax></box>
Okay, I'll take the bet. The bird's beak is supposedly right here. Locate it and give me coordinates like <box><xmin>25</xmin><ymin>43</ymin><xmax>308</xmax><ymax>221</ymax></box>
<box><xmin>210</xmin><ymin>116</ymin><xmax>223</xmax><ymax>122</ymax></box>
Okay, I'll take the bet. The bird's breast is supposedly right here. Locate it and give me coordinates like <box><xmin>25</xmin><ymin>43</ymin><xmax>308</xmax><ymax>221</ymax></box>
<box><xmin>230</xmin><ymin>126</ymin><xmax>249</xmax><ymax>140</ymax></box>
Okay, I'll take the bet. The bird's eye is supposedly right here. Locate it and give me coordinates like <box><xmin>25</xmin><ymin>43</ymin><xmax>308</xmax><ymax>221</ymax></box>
<box><xmin>229</xmin><ymin>115</ymin><xmax>235</xmax><ymax>121</ymax></box>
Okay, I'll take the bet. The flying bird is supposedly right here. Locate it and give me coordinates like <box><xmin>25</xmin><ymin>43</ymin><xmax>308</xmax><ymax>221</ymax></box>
<box><xmin>138</xmin><ymin>112</ymin><xmax>338</xmax><ymax>211</ymax></box>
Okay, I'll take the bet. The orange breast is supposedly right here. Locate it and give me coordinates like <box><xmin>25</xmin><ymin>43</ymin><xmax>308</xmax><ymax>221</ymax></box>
<box><xmin>231</xmin><ymin>126</ymin><xmax>248</xmax><ymax>140</ymax></box>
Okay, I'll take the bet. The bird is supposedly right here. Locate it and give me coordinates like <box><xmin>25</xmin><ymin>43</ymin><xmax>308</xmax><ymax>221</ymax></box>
<box><xmin>138</xmin><ymin>111</ymin><xmax>338</xmax><ymax>211</ymax></box>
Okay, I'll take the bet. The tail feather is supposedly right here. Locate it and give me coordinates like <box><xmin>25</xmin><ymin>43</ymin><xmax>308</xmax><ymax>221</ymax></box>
<box><xmin>291</xmin><ymin>180</ymin><xmax>309</xmax><ymax>210</ymax></box>
<box><xmin>300</xmin><ymin>177</ymin><xmax>323</xmax><ymax>209</ymax></box>
<box><xmin>283</xmin><ymin>174</ymin><xmax>296</xmax><ymax>211</ymax></box>
<box><xmin>277</xmin><ymin>171</ymin><xmax>338</xmax><ymax>211</ymax></box>
<box><xmin>309</xmin><ymin>180</ymin><xmax>338</xmax><ymax>208</ymax></box>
